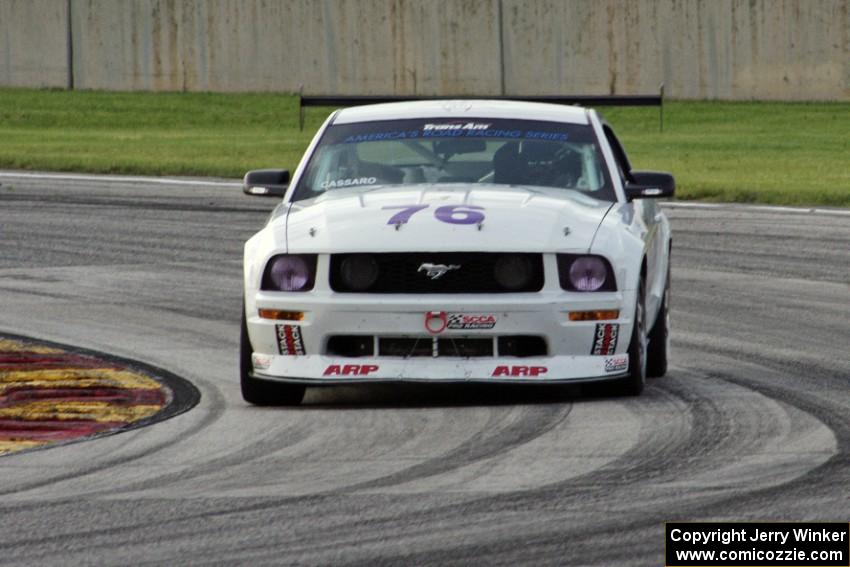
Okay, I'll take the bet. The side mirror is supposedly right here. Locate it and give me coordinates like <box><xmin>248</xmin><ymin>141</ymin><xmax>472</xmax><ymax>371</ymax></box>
<box><xmin>243</xmin><ymin>169</ymin><xmax>290</xmax><ymax>197</ymax></box>
<box><xmin>624</xmin><ymin>171</ymin><xmax>675</xmax><ymax>201</ymax></box>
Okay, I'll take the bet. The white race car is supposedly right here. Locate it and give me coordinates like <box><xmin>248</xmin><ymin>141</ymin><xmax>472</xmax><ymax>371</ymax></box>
<box><xmin>240</xmin><ymin>99</ymin><xmax>673</xmax><ymax>405</ymax></box>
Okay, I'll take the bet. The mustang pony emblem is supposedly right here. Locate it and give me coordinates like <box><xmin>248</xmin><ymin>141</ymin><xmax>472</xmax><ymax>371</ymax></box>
<box><xmin>418</xmin><ymin>263</ymin><xmax>461</xmax><ymax>280</ymax></box>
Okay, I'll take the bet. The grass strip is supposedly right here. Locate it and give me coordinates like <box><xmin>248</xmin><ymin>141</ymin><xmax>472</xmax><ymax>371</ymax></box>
<box><xmin>1</xmin><ymin>89</ymin><xmax>848</xmax><ymax>206</ymax></box>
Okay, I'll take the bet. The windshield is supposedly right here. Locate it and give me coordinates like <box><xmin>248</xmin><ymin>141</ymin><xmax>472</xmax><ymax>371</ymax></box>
<box><xmin>294</xmin><ymin>117</ymin><xmax>615</xmax><ymax>202</ymax></box>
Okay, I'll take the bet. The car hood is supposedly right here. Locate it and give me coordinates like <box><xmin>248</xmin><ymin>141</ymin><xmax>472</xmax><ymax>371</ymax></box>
<box><xmin>282</xmin><ymin>184</ymin><xmax>614</xmax><ymax>253</ymax></box>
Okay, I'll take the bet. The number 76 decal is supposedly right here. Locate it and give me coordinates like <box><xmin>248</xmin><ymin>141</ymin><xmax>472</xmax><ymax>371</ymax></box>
<box><xmin>382</xmin><ymin>204</ymin><xmax>485</xmax><ymax>225</ymax></box>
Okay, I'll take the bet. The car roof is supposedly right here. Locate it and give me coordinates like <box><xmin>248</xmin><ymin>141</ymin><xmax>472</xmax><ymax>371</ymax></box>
<box><xmin>333</xmin><ymin>99</ymin><xmax>590</xmax><ymax>125</ymax></box>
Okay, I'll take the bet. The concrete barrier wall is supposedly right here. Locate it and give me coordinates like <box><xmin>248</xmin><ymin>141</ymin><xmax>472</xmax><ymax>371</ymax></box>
<box><xmin>70</xmin><ymin>0</ymin><xmax>502</xmax><ymax>94</ymax></box>
<box><xmin>1</xmin><ymin>0</ymin><xmax>848</xmax><ymax>100</ymax></box>
<box><xmin>502</xmin><ymin>0</ymin><xmax>850</xmax><ymax>100</ymax></box>
<box><xmin>0</xmin><ymin>0</ymin><xmax>69</xmax><ymax>88</ymax></box>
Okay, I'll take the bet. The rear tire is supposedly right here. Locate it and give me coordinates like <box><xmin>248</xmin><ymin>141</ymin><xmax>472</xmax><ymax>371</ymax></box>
<box><xmin>240</xmin><ymin>309</ymin><xmax>306</xmax><ymax>406</ymax></box>
<box><xmin>613</xmin><ymin>278</ymin><xmax>646</xmax><ymax>396</ymax></box>
<box><xmin>646</xmin><ymin>264</ymin><xmax>670</xmax><ymax>378</ymax></box>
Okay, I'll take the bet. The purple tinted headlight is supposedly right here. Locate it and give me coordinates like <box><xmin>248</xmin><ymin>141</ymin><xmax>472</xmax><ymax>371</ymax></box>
<box><xmin>557</xmin><ymin>254</ymin><xmax>616</xmax><ymax>292</ymax></box>
<box><xmin>262</xmin><ymin>254</ymin><xmax>317</xmax><ymax>291</ymax></box>
<box><xmin>569</xmin><ymin>256</ymin><xmax>607</xmax><ymax>291</ymax></box>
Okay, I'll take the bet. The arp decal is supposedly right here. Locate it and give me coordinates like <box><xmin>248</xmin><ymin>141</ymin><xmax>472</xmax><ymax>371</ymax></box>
<box><xmin>447</xmin><ymin>313</ymin><xmax>497</xmax><ymax>330</ymax></box>
<box><xmin>591</xmin><ymin>323</ymin><xmax>619</xmax><ymax>356</ymax></box>
<box><xmin>276</xmin><ymin>324</ymin><xmax>306</xmax><ymax>356</ymax></box>
<box><xmin>323</xmin><ymin>364</ymin><xmax>380</xmax><ymax>376</ymax></box>
<box><xmin>604</xmin><ymin>355</ymin><xmax>629</xmax><ymax>373</ymax></box>
<box><xmin>492</xmin><ymin>365</ymin><xmax>548</xmax><ymax>377</ymax></box>
<box><xmin>382</xmin><ymin>204</ymin><xmax>485</xmax><ymax>226</ymax></box>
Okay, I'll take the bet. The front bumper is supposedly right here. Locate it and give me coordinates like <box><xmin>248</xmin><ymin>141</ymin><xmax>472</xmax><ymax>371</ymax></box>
<box><xmin>251</xmin><ymin>353</ymin><xmax>629</xmax><ymax>384</ymax></box>
<box><xmin>246</xmin><ymin>287</ymin><xmax>636</xmax><ymax>384</ymax></box>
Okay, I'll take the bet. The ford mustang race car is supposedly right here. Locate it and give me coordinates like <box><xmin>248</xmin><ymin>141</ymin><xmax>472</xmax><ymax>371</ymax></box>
<box><xmin>240</xmin><ymin>99</ymin><xmax>673</xmax><ymax>405</ymax></box>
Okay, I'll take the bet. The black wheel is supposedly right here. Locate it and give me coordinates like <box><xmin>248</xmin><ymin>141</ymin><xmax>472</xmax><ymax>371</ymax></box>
<box><xmin>240</xmin><ymin>309</ymin><xmax>305</xmax><ymax>406</ymax></box>
<box><xmin>646</xmin><ymin>264</ymin><xmax>670</xmax><ymax>378</ymax></box>
<box><xmin>613</xmin><ymin>278</ymin><xmax>647</xmax><ymax>396</ymax></box>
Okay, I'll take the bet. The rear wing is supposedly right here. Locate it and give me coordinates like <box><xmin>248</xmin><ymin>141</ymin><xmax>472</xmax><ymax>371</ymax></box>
<box><xmin>298</xmin><ymin>84</ymin><xmax>665</xmax><ymax>131</ymax></box>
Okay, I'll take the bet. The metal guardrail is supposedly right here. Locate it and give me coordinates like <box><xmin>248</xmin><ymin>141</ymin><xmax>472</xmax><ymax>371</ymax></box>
<box><xmin>298</xmin><ymin>84</ymin><xmax>665</xmax><ymax>131</ymax></box>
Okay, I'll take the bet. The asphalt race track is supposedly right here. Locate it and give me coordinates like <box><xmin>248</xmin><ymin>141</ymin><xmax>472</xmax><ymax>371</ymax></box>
<box><xmin>0</xmin><ymin>173</ymin><xmax>848</xmax><ymax>566</ymax></box>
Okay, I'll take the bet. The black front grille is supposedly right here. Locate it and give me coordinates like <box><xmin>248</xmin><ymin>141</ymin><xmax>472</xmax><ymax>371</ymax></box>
<box><xmin>378</xmin><ymin>337</ymin><xmax>494</xmax><ymax>358</ymax></box>
<box><xmin>327</xmin><ymin>334</ymin><xmax>547</xmax><ymax>358</ymax></box>
<box><xmin>498</xmin><ymin>335</ymin><xmax>548</xmax><ymax>357</ymax></box>
<box><xmin>439</xmin><ymin>338</ymin><xmax>493</xmax><ymax>357</ymax></box>
<box><xmin>326</xmin><ymin>335</ymin><xmax>374</xmax><ymax>357</ymax></box>
<box><xmin>330</xmin><ymin>252</ymin><xmax>544</xmax><ymax>293</ymax></box>
<box><xmin>379</xmin><ymin>338</ymin><xmax>433</xmax><ymax>357</ymax></box>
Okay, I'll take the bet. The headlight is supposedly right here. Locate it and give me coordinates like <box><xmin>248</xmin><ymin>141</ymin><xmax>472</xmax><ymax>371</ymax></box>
<box><xmin>339</xmin><ymin>254</ymin><xmax>380</xmax><ymax>291</ymax></box>
<box><xmin>557</xmin><ymin>254</ymin><xmax>616</xmax><ymax>292</ymax></box>
<box><xmin>494</xmin><ymin>254</ymin><xmax>534</xmax><ymax>291</ymax></box>
<box><xmin>261</xmin><ymin>254</ymin><xmax>317</xmax><ymax>291</ymax></box>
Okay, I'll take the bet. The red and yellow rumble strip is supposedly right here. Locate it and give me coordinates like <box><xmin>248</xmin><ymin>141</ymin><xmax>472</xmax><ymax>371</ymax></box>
<box><xmin>0</xmin><ymin>338</ymin><xmax>168</xmax><ymax>456</ymax></box>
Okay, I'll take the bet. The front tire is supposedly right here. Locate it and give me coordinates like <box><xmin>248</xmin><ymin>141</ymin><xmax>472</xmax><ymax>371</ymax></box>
<box><xmin>613</xmin><ymin>278</ymin><xmax>647</xmax><ymax>396</ymax></box>
<box><xmin>646</xmin><ymin>264</ymin><xmax>670</xmax><ymax>378</ymax></box>
<box><xmin>240</xmin><ymin>309</ymin><xmax>305</xmax><ymax>406</ymax></box>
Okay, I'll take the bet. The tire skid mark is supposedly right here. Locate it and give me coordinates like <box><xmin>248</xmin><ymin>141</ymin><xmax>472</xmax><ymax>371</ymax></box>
<box><xmin>83</xmin><ymin>421</ymin><xmax>316</xmax><ymax>497</ymax></box>
<box><xmin>381</xmin><ymin>365</ymin><xmax>848</xmax><ymax>566</ymax></box>
<box><xmin>2</xmin><ymin>359</ymin><xmax>834</xmax><ymax>564</ymax></box>
<box><xmin>334</xmin><ymin>402</ymin><xmax>574</xmax><ymax>494</ymax></box>
<box><xmin>349</xmin><ymin>365</ymin><xmax>844</xmax><ymax>565</ymax></box>
<box><xmin>8</xmin><ymin>364</ymin><xmax>820</xmax><ymax>560</ymax></box>
<box><xmin>249</xmin><ymin>369</ymin><xmax>838</xmax><ymax>565</ymax></box>
<box><xmin>0</xmin><ymin>493</ymin><xmax>336</xmax><ymax>552</ymax></box>
<box><xmin>659</xmin><ymin>342</ymin><xmax>850</xmax><ymax>510</ymax></box>
<box><xmin>5</xmin><ymin>358</ymin><xmax>840</xmax><ymax>566</ymax></box>
<box><xmin>97</xmin><ymin>387</ymin><xmax>573</xmax><ymax>499</ymax></box>
<box><xmin>437</xmin><ymin>367</ymin><xmax>830</xmax><ymax>515</ymax></box>
<box><xmin>0</xmin><ymin>335</ymin><xmax>197</xmax><ymax>457</ymax></box>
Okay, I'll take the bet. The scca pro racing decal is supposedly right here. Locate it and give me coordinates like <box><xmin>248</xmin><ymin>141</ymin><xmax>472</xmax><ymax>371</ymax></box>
<box><xmin>447</xmin><ymin>313</ymin><xmax>497</xmax><ymax>330</ymax></box>
<box><xmin>425</xmin><ymin>311</ymin><xmax>497</xmax><ymax>333</ymax></box>
<box><xmin>276</xmin><ymin>325</ymin><xmax>306</xmax><ymax>356</ymax></box>
<box><xmin>604</xmin><ymin>355</ymin><xmax>629</xmax><ymax>373</ymax></box>
<box><xmin>591</xmin><ymin>323</ymin><xmax>619</xmax><ymax>356</ymax></box>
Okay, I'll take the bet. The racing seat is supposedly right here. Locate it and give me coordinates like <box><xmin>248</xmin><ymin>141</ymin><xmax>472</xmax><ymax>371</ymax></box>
<box><xmin>357</xmin><ymin>161</ymin><xmax>405</xmax><ymax>184</ymax></box>
<box><xmin>521</xmin><ymin>141</ymin><xmax>584</xmax><ymax>188</ymax></box>
<box><xmin>492</xmin><ymin>142</ymin><xmax>526</xmax><ymax>185</ymax></box>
